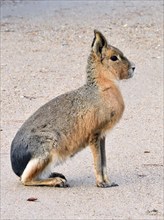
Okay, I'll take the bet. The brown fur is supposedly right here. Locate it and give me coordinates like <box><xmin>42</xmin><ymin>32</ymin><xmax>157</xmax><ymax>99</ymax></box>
<box><xmin>10</xmin><ymin>30</ymin><xmax>135</xmax><ymax>187</ymax></box>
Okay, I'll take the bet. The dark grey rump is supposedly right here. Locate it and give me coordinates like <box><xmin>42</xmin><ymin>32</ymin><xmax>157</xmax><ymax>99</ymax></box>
<box><xmin>10</xmin><ymin>138</ymin><xmax>32</xmax><ymax>177</ymax></box>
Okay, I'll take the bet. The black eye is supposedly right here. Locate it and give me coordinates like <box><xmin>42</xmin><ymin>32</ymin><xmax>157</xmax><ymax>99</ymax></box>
<box><xmin>110</xmin><ymin>56</ymin><xmax>118</xmax><ymax>61</ymax></box>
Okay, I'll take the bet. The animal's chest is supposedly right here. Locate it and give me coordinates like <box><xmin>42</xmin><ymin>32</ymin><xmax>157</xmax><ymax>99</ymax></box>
<box><xmin>99</xmin><ymin>88</ymin><xmax>125</xmax><ymax>132</ymax></box>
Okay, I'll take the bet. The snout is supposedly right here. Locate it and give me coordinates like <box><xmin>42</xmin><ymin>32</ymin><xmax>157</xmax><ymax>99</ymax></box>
<box><xmin>128</xmin><ymin>62</ymin><xmax>135</xmax><ymax>78</ymax></box>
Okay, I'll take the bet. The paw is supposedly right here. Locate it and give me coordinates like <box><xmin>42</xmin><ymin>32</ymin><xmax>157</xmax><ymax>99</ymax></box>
<box><xmin>96</xmin><ymin>181</ymin><xmax>119</xmax><ymax>188</ymax></box>
<box><xmin>56</xmin><ymin>182</ymin><xmax>70</xmax><ymax>188</ymax></box>
<box><xmin>54</xmin><ymin>177</ymin><xmax>70</xmax><ymax>188</ymax></box>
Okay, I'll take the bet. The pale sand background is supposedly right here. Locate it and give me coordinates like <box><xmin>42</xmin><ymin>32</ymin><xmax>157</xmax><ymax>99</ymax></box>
<box><xmin>0</xmin><ymin>1</ymin><xmax>163</xmax><ymax>219</ymax></box>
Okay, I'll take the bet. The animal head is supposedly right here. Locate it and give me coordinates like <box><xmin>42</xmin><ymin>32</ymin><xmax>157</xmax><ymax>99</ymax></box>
<box><xmin>91</xmin><ymin>30</ymin><xmax>135</xmax><ymax>80</ymax></box>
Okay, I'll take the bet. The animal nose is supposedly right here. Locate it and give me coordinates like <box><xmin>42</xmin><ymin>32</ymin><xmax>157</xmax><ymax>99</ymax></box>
<box><xmin>132</xmin><ymin>67</ymin><xmax>135</xmax><ymax>71</ymax></box>
<box><xmin>130</xmin><ymin>62</ymin><xmax>135</xmax><ymax>72</ymax></box>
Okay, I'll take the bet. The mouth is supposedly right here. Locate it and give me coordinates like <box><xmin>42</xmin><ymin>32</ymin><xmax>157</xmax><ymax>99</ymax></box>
<box><xmin>128</xmin><ymin>71</ymin><xmax>134</xmax><ymax>78</ymax></box>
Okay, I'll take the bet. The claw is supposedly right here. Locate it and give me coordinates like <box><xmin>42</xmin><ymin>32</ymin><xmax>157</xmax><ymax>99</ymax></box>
<box><xmin>97</xmin><ymin>181</ymin><xmax>119</xmax><ymax>188</ymax></box>
<box><xmin>110</xmin><ymin>182</ymin><xmax>119</xmax><ymax>187</ymax></box>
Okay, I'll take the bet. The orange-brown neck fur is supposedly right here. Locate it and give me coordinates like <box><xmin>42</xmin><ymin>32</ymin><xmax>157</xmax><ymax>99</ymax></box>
<box><xmin>86</xmin><ymin>52</ymin><xmax>118</xmax><ymax>88</ymax></box>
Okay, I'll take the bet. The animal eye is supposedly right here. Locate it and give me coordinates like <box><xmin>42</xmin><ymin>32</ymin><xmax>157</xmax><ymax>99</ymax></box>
<box><xmin>110</xmin><ymin>56</ymin><xmax>118</xmax><ymax>61</ymax></box>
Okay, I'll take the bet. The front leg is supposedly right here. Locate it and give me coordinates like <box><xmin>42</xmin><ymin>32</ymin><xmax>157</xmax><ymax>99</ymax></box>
<box><xmin>100</xmin><ymin>137</ymin><xmax>118</xmax><ymax>187</ymax></box>
<box><xmin>90</xmin><ymin>135</ymin><xmax>118</xmax><ymax>188</ymax></box>
<box><xmin>100</xmin><ymin>137</ymin><xmax>109</xmax><ymax>184</ymax></box>
<box><xmin>90</xmin><ymin>135</ymin><xmax>104</xmax><ymax>186</ymax></box>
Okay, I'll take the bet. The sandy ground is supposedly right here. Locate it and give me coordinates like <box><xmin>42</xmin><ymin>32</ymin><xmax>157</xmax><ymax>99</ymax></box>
<box><xmin>0</xmin><ymin>1</ymin><xmax>163</xmax><ymax>219</ymax></box>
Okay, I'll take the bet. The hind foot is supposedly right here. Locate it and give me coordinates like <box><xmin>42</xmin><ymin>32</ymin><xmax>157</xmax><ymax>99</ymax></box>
<box><xmin>54</xmin><ymin>177</ymin><xmax>70</xmax><ymax>188</ymax></box>
<box><xmin>49</xmin><ymin>172</ymin><xmax>69</xmax><ymax>187</ymax></box>
<box><xmin>22</xmin><ymin>176</ymin><xmax>69</xmax><ymax>187</ymax></box>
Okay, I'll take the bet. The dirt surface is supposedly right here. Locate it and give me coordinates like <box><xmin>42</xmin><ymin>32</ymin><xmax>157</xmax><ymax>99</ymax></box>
<box><xmin>0</xmin><ymin>1</ymin><xmax>163</xmax><ymax>219</ymax></box>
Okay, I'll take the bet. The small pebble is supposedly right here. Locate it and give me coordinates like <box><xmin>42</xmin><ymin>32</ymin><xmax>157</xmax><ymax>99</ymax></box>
<box><xmin>144</xmin><ymin>150</ymin><xmax>150</xmax><ymax>153</ymax></box>
<box><xmin>27</xmin><ymin>197</ymin><xmax>38</xmax><ymax>202</ymax></box>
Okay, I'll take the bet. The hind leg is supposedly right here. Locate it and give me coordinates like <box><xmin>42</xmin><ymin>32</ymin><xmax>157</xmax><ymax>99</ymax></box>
<box><xmin>21</xmin><ymin>158</ymin><xmax>68</xmax><ymax>187</ymax></box>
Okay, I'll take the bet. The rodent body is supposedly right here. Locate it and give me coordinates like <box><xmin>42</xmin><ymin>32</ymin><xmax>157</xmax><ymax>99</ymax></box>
<box><xmin>10</xmin><ymin>30</ymin><xmax>135</xmax><ymax>187</ymax></box>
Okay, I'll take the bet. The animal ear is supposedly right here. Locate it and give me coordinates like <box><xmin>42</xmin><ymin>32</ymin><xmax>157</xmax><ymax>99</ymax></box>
<box><xmin>91</xmin><ymin>30</ymin><xmax>108</xmax><ymax>56</ymax></box>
